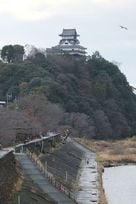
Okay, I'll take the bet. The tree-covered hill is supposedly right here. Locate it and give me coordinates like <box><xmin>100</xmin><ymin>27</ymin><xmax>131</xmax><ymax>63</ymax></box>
<box><xmin>0</xmin><ymin>51</ymin><xmax>136</xmax><ymax>140</ymax></box>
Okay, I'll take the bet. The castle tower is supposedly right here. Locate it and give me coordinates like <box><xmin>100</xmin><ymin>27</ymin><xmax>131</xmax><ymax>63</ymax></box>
<box><xmin>46</xmin><ymin>29</ymin><xmax>87</xmax><ymax>56</ymax></box>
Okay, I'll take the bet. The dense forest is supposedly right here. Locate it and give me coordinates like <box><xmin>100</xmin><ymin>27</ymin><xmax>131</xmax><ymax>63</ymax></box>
<box><xmin>0</xmin><ymin>46</ymin><xmax>136</xmax><ymax>145</ymax></box>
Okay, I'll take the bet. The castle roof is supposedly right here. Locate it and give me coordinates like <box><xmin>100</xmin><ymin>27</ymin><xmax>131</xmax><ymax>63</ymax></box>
<box><xmin>53</xmin><ymin>44</ymin><xmax>86</xmax><ymax>50</ymax></box>
<box><xmin>59</xmin><ymin>29</ymin><xmax>79</xmax><ymax>37</ymax></box>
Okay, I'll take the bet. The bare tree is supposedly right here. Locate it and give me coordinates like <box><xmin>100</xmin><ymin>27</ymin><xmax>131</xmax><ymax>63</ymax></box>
<box><xmin>19</xmin><ymin>94</ymin><xmax>64</xmax><ymax>132</ymax></box>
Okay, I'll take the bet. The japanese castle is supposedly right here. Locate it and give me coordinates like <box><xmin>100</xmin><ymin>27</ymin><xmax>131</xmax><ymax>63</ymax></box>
<box><xmin>46</xmin><ymin>29</ymin><xmax>87</xmax><ymax>56</ymax></box>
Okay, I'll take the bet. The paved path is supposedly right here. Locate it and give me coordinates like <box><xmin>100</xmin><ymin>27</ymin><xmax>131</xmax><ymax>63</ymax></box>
<box><xmin>17</xmin><ymin>154</ymin><xmax>76</xmax><ymax>204</ymax></box>
<box><xmin>72</xmin><ymin>140</ymin><xmax>98</xmax><ymax>204</ymax></box>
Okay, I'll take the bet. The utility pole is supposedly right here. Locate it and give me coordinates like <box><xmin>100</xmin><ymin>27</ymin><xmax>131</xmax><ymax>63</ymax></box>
<box><xmin>6</xmin><ymin>93</ymin><xmax>12</xmax><ymax>109</ymax></box>
<box><xmin>14</xmin><ymin>96</ymin><xmax>19</xmax><ymax>110</ymax></box>
<box><xmin>65</xmin><ymin>171</ymin><xmax>68</xmax><ymax>182</ymax></box>
<box><xmin>6</xmin><ymin>93</ymin><xmax>9</xmax><ymax>109</ymax></box>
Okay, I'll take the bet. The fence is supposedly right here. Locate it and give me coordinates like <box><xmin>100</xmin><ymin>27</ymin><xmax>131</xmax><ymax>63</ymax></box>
<box><xmin>26</xmin><ymin>149</ymin><xmax>78</xmax><ymax>203</ymax></box>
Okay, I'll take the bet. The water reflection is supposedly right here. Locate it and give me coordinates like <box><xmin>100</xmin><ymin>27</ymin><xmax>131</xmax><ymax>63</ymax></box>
<box><xmin>103</xmin><ymin>165</ymin><xmax>136</xmax><ymax>204</ymax></box>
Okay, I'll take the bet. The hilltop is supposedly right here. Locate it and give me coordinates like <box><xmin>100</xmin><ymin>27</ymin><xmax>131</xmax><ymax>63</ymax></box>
<box><xmin>0</xmin><ymin>51</ymin><xmax>136</xmax><ymax>144</ymax></box>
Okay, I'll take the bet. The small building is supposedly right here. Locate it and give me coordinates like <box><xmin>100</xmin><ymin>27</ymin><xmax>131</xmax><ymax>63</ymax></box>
<box><xmin>46</xmin><ymin>29</ymin><xmax>87</xmax><ymax>56</ymax></box>
<box><xmin>0</xmin><ymin>101</ymin><xmax>6</xmax><ymax>107</ymax></box>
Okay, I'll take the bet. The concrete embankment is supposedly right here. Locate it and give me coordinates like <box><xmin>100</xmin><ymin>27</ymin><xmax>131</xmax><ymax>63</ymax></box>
<box><xmin>72</xmin><ymin>140</ymin><xmax>98</xmax><ymax>204</ymax></box>
<box><xmin>40</xmin><ymin>140</ymin><xmax>84</xmax><ymax>191</ymax></box>
<box><xmin>40</xmin><ymin>138</ymin><xmax>99</xmax><ymax>204</ymax></box>
<box><xmin>17</xmin><ymin>153</ymin><xmax>76</xmax><ymax>204</ymax></box>
<box><xmin>15</xmin><ymin>137</ymin><xmax>99</xmax><ymax>204</ymax></box>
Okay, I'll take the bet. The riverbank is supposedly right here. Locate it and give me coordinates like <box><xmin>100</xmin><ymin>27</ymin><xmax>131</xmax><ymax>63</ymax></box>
<box><xmin>97</xmin><ymin>163</ymin><xmax>108</xmax><ymax>204</ymax></box>
<box><xmin>76</xmin><ymin>136</ymin><xmax>136</xmax><ymax>204</ymax></box>
<box><xmin>77</xmin><ymin>136</ymin><xmax>136</xmax><ymax>166</ymax></box>
<box><xmin>75</xmin><ymin>138</ymin><xmax>107</xmax><ymax>204</ymax></box>
<box><xmin>72</xmin><ymin>139</ymin><xmax>99</xmax><ymax>204</ymax></box>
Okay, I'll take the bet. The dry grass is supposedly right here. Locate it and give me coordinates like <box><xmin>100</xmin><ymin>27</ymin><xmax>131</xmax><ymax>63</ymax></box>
<box><xmin>77</xmin><ymin>137</ymin><xmax>136</xmax><ymax>165</ymax></box>
<box><xmin>15</xmin><ymin>178</ymin><xmax>23</xmax><ymax>191</ymax></box>
<box><xmin>76</xmin><ymin>136</ymin><xmax>136</xmax><ymax>204</ymax></box>
<box><xmin>97</xmin><ymin>164</ymin><xmax>108</xmax><ymax>204</ymax></box>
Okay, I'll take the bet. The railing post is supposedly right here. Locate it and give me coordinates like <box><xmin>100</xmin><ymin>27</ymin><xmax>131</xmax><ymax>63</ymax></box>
<box><xmin>65</xmin><ymin>171</ymin><xmax>68</xmax><ymax>182</ymax></box>
<box><xmin>17</xmin><ymin>194</ymin><xmax>21</xmax><ymax>204</ymax></box>
<box><xmin>45</xmin><ymin>161</ymin><xmax>48</xmax><ymax>173</ymax></box>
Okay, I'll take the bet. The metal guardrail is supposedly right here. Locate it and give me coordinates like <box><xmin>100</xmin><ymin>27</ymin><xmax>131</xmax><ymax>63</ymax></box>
<box><xmin>15</xmin><ymin>133</ymin><xmax>60</xmax><ymax>148</ymax></box>
<box><xmin>26</xmin><ymin>149</ymin><xmax>78</xmax><ymax>203</ymax></box>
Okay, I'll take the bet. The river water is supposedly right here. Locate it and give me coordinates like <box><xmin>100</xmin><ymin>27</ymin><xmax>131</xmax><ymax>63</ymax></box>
<box><xmin>103</xmin><ymin>165</ymin><xmax>136</xmax><ymax>204</ymax></box>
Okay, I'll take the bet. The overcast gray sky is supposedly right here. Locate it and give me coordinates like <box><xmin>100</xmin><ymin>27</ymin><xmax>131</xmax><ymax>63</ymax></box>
<box><xmin>0</xmin><ymin>0</ymin><xmax>136</xmax><ymax>86</ymax></box>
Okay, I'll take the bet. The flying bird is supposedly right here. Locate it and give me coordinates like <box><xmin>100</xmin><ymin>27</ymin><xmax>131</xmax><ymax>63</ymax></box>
<box><xmin>120</xmin><ymin>25</ymin><xmax>128</xmax><ymax>30</ymax></box>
